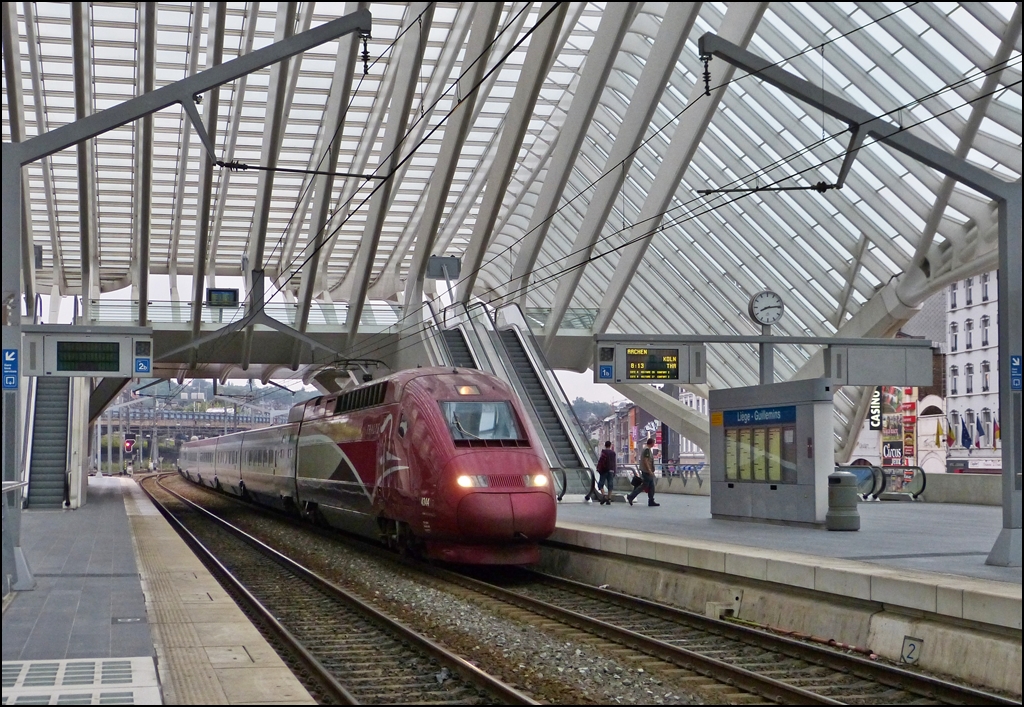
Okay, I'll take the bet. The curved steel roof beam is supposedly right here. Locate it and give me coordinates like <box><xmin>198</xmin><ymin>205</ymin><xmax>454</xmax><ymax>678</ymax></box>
<box><xmin>133</xmin><ymin>2</ymin><xmax>157</xmax><ymax>326</ymax></box>
<box><xmin>2</xmin><ymin>2</ymin><xmax>38</xmax><ymax>318</ymax></box>
<box><xmin>344</xmin><ymin>2</ymin><xmax>435</xmax><ymax>350</ymax></box>
<box><xmin>899</xmin><ymin>3</ymin><xmax>1021</xmax><ymax>305</ymax></box>
<box><xmin>540</xmin><ymin>3</ymin><xmax>704</xmax><ymax>350</ymax></box>
<box><xmin>240</xmin><ymin>1</ymin><xmax>300</xmax><ymax>369</ymax></box>
<box><xmin>457</xmin><ymin>1</ymin><xmax>571</xmax><ymax>304</ymax></box>
<box><xmin>167</xmin><ymin>1</ymin><xmax>209</xmax><ymax>298</ymax></box>
<box><xmin>205</xmin><ymin>2</ymin><xmax>261</xmax><ymax>290</ymax></box>
<box><xmin>188</xmin><ymin>1</ymin><xmax>227</xmax><ymax>368</ymax></box>
<box><xmin>399</xmin><ymin>3</ymin><xmax>503</xmax><ymax>315</ymax></box>
<box><xmin>507</xmin><ymin>2</ymin><xmax>640</xmax><ymax>305</ymax></box>
<box><xmin>243</xmin><ymin>1</ymin><xmax>299</xmax><ymax>278</ymax></box>
<box><xmin>291</xmin><ymin>1</ymin><xmax>366</xmax><ymax>368</ymax></box>
<box><xmin>427</xmin><ymin>2</ymin><xmax>535</xmax><ymax>259</ymax></box>
<box><xmin>594</xmin><ymin>2</ymin><xmax>768</xmax><ymax>335</ymax></box>
<box><xmin>71</xmin><ymin>2</ymin><xmax>99</xmax><ymax>317</ymax></box>
<box><xmin>366</xmin><ymin>3</ymin><xmax>477</xmax><ymax>299</ymax></box>
<box><xmin>20</xmin><ymin>2</ymin><xmax>66</xmax><ymax>295</ymax></box>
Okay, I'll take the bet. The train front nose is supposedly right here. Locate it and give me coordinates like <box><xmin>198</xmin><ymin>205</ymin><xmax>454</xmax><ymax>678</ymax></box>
<box><xmin>447</xmin><ymin>455</ymin><xmax>556</xmax><ymax>541</ymax></box>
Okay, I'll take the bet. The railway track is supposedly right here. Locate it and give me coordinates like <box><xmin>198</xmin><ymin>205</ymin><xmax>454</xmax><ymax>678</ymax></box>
<box><xmin>139</xmin><ymin>475</ymin><xmax>536</xmax><ymax>705</ymax></box>
<box><xmin>153</xmin><ymin>474</ymin><xmax>1017</xmax><ymax>706</ymax></box>
<box><xmin>425</xmin><ymin>566</ymin><xmax>1016</xmax><ymax>706</ymax></box>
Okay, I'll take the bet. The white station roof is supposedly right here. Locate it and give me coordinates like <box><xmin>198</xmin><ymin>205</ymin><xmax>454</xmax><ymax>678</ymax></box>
<box><xmin>2</xmin><ymin>2</ymin><xmax>1021</xmax><ymax>398</ymax></box>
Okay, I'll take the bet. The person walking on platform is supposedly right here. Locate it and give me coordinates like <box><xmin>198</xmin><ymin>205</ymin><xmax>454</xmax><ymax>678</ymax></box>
<box><xmin>627</xmin><ymin>438</ymin><xmax>659</xmax><ymax>507</ymax></box>
<box><xmin>595</xmin><ymin>441</ymin><xmax>616</xmax><ymax>505</ymax></box>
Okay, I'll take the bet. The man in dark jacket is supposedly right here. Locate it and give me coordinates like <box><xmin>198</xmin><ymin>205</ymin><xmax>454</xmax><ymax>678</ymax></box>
<box><xmin>595</xmin><ymin>441</ymin><xmax>616</xmax><ymax>505</ymax></box>
<box><xmin>627</xmin><ymin>437</ymin><xmax>659</xmax><ymax>507</ymax></box>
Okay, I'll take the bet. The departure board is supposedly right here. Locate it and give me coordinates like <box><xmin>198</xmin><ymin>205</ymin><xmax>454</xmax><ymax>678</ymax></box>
<box><xmin>56</xmin><ymin>341</ymin><xmax>121</xmax><ymax>372</ymax></box>
<box><xmin>625</xmin><ymin>347</ymin><xmax>679</xmax><ymax>380</ymax></box>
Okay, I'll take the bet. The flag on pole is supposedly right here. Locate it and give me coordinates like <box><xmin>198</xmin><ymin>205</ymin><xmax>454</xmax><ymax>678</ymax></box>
<box><xmin>946</xmin><ymin>417</ymin><xmax>956</xmax><ymax>447</ymax></box>
<box><xmin>976</xmin><ymin>417</ymin><xmax>984</xmax><ymax>448</ymax></box>
<box><xmin>934</xmin><ymin>418</ymin><xmax>943</xmax><ymax>447</ymax></box>
<box><xmin>960</xmin><ymin>416</ymin><xmax>971</xmax><ymax>449</ymax></box>
<box><xmin>993</xmin><ymin>417</ymin><xmax>1000</xmax><ymax>449</ymax></box>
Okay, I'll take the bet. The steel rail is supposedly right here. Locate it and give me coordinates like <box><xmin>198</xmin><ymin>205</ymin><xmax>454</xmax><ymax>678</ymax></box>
<box><xmin>138</xmin><ymin>475</ymin><xmax>357</xmax><ymax>705</ymax></box>
<box><xmin>418</xmin><ymin>564</ymin><xmax>838</xmax><ymax>706</ymax></box>
<box><xmin>155</xmin><ymin>473</ymin><xmax>1015</xmax><ymax>705</ymax></box>
<box><xmin>146</xmin><ymin>474</ymin><xmax>538</xmax><ymax>706</ymax></box>
<box><xmin>523</xmin><ymin>570</ymin><xmax>1017</xmax><ymax>706</ymax></box>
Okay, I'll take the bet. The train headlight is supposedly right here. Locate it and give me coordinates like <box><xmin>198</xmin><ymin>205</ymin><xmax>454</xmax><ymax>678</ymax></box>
<box><xmin>457</xmin><ymin>475</ymin><xmax>490</xmax><ymax>488</ymax></box>
<box><xmin>457</xmin><ymin>475</ymin><xmax>474</xmax><ymax>488</ymax></box>
<box><xmin>532</xmin><ymin>474</ymin><xmax>548</xmax><ymax>487</ymax></box>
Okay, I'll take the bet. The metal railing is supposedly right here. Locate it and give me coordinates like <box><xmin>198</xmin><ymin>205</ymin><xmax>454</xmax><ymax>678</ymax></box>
<box><xmin>88</xmin><ymin>299</ymin><xmax>402</xmax><ymax>328</ymax></box>
<box><xmin>836</xmin><ymin>465</ymin><xmax>926</xmax><ymax>500</ymax></box>
<box><xmin>523</xmin><ymin>307</ymin><xmax>599</xmax><ymax>331</ymax></box>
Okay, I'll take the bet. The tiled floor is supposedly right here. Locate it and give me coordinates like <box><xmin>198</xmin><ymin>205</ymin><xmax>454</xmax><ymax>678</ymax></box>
<box><xmin>3</xmin><ymin>477</ymin><xmax>153</xmax><ymax>662</ymax></box>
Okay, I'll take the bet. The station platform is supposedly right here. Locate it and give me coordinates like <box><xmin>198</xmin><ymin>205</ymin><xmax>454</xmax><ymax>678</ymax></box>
<box><xmin>2</xmin><ymin>475</ymin><xmax>315</xmax><ymax>705</ymax></box>
<box><xmin>547</xmin><ymin>493</ymin><xmax>1022</xmax><ymax>694</ymax></box>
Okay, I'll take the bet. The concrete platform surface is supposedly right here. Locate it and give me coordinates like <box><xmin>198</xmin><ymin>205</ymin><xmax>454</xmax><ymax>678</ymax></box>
<box><xmin>557</xmin><ymin>494</ymin><xmax>1021</xmax><ymax>584</ymax></box>
<box><xmin>3</xmin><ymin>475</ymin><xmax>154</xmax><ymax>663</ymax></box>
<box><xmin>3</xmin><ymin>475</ymin><xmax>315</xmax><ymax>705</ymax></box>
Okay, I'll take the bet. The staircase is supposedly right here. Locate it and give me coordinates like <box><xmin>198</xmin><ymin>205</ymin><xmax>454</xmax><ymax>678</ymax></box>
<box><xmin>442</xmin><ymin>328</ymin><xmax>477</xmax><ymax>369</ymax></box>
<box><xmin>498</xmin><ymin>329</ymin><xmax>583</xmax><ymax>471</ymax></box>
<box><xmin>28</xmin><ymin>377</ymin><xmax>70</xmax><ymax>509</ymax></box>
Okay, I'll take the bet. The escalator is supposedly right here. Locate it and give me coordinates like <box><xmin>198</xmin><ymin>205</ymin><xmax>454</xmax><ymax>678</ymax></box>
<box><xmin>498</xmin><ymin>329</ymin><xmax>593</xmax><ymax>495</ymax></box>
<box><xmin>27</xmin><ymin>377</ymin><xmax>70</xmax><ymax>509</ymax></box>
<box><xmin>441</xmin><ymin>328</ymin><xmax>478</xmax><ymax>369</ymax></box>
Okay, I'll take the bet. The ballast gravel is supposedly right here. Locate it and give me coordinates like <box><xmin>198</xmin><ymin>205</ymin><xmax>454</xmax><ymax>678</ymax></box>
<box><xmin>164</xmin><ymin>475</ymin><xmax>703</xmax><ymax>704</ymax></box>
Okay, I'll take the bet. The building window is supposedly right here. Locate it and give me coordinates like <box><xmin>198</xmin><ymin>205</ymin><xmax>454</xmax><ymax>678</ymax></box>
<box><xmin>950</xmin><ymin>411</ymin><xmax>960</xmax><ymax>441</ymax></box>
<box><xmin>982</xmin><ymin>408</ymin><xmax>993</xmax><ymax>442</ymax></box>
<box><xmin>981</xmin><ymin>315</ymin><xmax>990</xmax><ymax>346</ymax></box>
<box><xmin>982</xmin><ymin>361</ymin><xmax>991</xmax><ymax>392</ymax></box>
<box><xmin>950</xmin><ymin>365</ymin><xmax>958</xmax><ymax>395</ymax></box>
<box><xmin>949</xmin><ymin>322</ymin><xmax>958</xmax><ymax>351</ymax></box>
<box><xmin>965</xmin><ymin>363</ymin><xmax>974</xmax><ymax>394</ymax></box>
<box><xmin>950</xmin><ymin>282</ymin><xmax>957</xmax><ymax>309</ymax></box>
<box><xmin>965</xmin><ymin>319</ymin><xmax>973</xmax><ymax>350</ymax></box>
<box><xmin>982</xmin><ymin>272</ymin><xmax>990</xmax><ymax>302</ymax></box>
<box><xmin>965</xmin><ymin>277</ymin><xmax>973</xmax><ymax>306</ymax></box>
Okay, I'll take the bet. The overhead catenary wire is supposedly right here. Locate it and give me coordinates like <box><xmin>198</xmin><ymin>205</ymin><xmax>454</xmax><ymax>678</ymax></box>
<box><xmin>333</xmin><ymin>70</ymin><xmax>1023</xmax><ymax>371</ymax></box>
<box><xmin>184</xmin><ymin>2</ymin><xmax>1013</xmax><ymax>386</ymax></box>
<box><xmin>186</xmin><ymin>2</ymin><xmax>537</xmax><ymax>382</ymax></box>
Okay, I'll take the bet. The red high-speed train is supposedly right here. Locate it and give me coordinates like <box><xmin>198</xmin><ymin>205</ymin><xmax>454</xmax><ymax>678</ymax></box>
<box><xmin>179</xmin><ymin>367</ymin><xmax>557</xmax><ymax>564</ymax></box>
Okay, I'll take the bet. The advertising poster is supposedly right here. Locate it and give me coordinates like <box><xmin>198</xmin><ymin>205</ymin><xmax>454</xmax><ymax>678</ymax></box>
<box><xmin>879</xmin><ymin>386</ymin><xmax>917</xmax><ymax>466</ymax></box>
<box><xmin>880</xmin><ymin>385</ymin><xmax>903</xmax><ymax>466</ymax></box>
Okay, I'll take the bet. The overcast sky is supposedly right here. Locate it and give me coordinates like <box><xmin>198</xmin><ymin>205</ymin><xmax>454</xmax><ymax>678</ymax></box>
<box><xmin>554</xmin><ymin>369</ymin><xmax>628</xmax><ymax>404</ymax></box>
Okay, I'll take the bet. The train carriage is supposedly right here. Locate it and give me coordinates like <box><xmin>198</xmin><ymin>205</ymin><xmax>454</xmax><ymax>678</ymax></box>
<box><xmin>180</xmin><ymin>367</ymin><xmax>557</xmax><ymax>564</ymax></box>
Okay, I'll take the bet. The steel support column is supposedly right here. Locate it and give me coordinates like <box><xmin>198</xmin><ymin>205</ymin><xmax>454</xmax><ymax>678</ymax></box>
<box><xmin>698</xmin><ymin>31</ymin><xmax>1021</xmax><ymax>567</ymax></box>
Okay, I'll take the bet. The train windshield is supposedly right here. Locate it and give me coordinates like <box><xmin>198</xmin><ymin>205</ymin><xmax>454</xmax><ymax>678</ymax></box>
<box><xmin>439</xmin><ymin>401</ymin><xmax>523</xmax><ymax>441</ymax></box>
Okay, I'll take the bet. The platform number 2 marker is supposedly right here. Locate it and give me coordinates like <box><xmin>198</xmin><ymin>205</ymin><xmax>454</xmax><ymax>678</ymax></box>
<box><xmin>900</xmin><ymin>636</ymin><xmax>923</xmax><ymax>665</ymax></box>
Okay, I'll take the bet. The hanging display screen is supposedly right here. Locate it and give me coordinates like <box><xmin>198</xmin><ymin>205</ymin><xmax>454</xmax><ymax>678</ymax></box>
<box><xmin>625</xmin><ymin>347</ymin><xmax>679</xmax><ymax>380</ymax></box>
<box><xmin>56</xmin><ymin>341</ymin><xmax>121</xmax><ymax>372</ymax></box>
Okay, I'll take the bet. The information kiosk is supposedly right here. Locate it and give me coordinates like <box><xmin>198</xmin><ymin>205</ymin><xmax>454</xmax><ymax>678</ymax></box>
<box><xmin>709</xmin><ymin>378</ymin><xmax>834</xmax><ymax>526</ymax></box>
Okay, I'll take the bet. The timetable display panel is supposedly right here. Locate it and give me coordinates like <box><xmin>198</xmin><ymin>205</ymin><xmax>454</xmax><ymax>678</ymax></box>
<box><xmin>56</xmin><ymin>341</ymin><xmax>121</xmax><ymax>372</ymax></box>
<box><xmin>721</xmin><ymin>405</ymin><xmax>798</xmax><ymax>484</ymax></box>
<box><xmin>625</xmin><ymin>347</ymin><xmax>679</xmax><ymax>380</ymax></box>
<box><xmin>593</xmin><ymin>340</ymin><xmax>706</xmax><ymax>385</ymax></box>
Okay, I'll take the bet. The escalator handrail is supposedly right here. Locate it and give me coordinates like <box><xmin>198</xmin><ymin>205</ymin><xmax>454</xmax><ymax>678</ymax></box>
<box><xmin>492</xmin><ymin>303</ymin><xmax>596</xmax><ymax>465</ymax></box>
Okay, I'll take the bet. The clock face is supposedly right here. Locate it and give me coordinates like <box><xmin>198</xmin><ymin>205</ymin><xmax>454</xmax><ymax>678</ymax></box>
<box><xmin>749</xmin><ymin>291</ymin><xmax>784</xmax><ymax>326</ymax></box>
